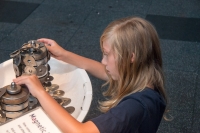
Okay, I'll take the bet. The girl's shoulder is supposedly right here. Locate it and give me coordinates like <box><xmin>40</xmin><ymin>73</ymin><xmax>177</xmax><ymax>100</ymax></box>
<box><xmin>91</xmin><ymin>88</ymin><xmax>166</xmax><ymax>133</ymax></box>
<box><xmin>119</xmin><ymin>88</ymin><xmax>166</xmax><ymax>110</ymax></box>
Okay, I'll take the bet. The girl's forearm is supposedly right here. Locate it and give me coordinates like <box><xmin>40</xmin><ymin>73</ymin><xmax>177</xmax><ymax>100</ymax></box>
<box><xmin>36</xmin><ymin>90</ymin><xmax>99</xmax><ymax>133</ymax></box>
<box><xmin>61</xmin><ymin>50</ymin><xmax>108</xmax><ymax>81</ymax></box>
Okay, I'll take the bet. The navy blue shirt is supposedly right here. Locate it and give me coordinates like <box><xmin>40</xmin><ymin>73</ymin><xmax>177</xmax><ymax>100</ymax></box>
<box><xmin>91</xmin><ymin>88</ymin><xmax>166</xmax><ymax>133</ymax></box>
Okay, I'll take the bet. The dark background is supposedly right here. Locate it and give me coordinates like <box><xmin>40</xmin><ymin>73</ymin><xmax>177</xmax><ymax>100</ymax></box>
<box><xmin>0</xmin><ymin>0</ymin><xmax>200</xmax><ymax>132</ymax></box>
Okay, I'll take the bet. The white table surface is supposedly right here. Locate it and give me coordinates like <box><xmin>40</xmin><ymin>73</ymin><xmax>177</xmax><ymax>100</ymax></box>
<box><xmin>0</xmin><ymin>57</ymin><xmax>93</xmax><ymax>122</ymax></box>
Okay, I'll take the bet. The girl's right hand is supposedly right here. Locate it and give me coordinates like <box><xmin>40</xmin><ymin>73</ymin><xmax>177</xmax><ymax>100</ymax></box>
<box><xmin>13</xmin><ymin>75</ymin><xmax>45</xmax><ymax>98</ymax></box>
<box><xmin>37</xmin><ymin>38</ymin><xmax>66</xmax><ymax>60</ymax></box>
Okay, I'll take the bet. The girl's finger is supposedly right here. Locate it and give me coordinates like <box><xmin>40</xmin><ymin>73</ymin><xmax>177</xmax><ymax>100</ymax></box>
<box><xmin>14</xmin><ymin>79</ymin><xmax>26</xmax><ymax>85</ymax></box>
<box><xmin>37</xmin><ymin>38</ymin><xmax>53</xmax><ymax>45</ymax></box>
<box><xmin>13</xmin><ymin>75</ymin><xmax>28</xmax><ymax>82</ymax></box>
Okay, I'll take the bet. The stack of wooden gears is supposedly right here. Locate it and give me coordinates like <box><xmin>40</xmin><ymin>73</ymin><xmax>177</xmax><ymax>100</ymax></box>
<box><xmin>0</xmin><ymin>40</ymin><xmax>73</xmax><ymax>124</ymax></box>
<box><xmin>0</xmin><ymin>82</ymin><xmax>30</xmax><ymax>121</ymax></box>
<box><xmin>0</xmin><ymin>40</ymin><xmax>53</xmax><ymax>122</ymax></box>
<box><xmin>11</xmin><ymin>40</ymin><xmax>51</xmax><ymax>83</ymax></box>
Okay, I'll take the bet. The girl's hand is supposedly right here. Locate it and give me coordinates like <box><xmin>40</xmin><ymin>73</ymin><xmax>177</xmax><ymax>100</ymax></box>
<box><xmin>37</xmin><ymin>38</ymin><xmax>66</xmax><ymax>60</ymax></box>
<box><xmin>13</xmin><ymin>75</ymin><xmax>45</xmax><ymax>98</ymax></box>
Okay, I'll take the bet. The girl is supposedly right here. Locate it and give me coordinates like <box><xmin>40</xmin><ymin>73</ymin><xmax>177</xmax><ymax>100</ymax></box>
<box><xmin>14</xmin><ymin>16</ymin><xmax>167</xmax><ymax>133</ymax></box>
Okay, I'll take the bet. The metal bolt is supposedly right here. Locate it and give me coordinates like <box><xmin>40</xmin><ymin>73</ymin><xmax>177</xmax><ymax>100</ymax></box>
<box><xmin>31</xmin><ymin>40</ymin><xmax>36</xmax><ymax>47</ymax></box>
<box><xmin>11</xmin><ymin>82</ymin><xmax>16</xmax><ymax>89</ymax></box>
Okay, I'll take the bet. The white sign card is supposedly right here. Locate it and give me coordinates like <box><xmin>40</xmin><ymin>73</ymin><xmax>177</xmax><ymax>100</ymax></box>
<box><xmin>0</xmin><ymin>107</ymin><xmax>61</xmax><ymax>133</ymax></box>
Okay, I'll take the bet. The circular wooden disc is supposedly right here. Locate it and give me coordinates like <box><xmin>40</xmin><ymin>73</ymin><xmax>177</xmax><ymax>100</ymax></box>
<box><xmin>47</xmin><ymin>84</ymin><xmax>59</xmax><ymax>91</ymax></box>
<box><xmin>24</xmin><ymin>66</ymin><xmax>37</xmax><ymax>75</ymax></box>
<box><xmin>28</xmin><ymin>95</ymin><xmax>38</xmax><ymax>110</ymax></box>
<box><xmin>53</xmin><ymin>90</ymin><xmax>65</xmax><ymax>97</ymax></box>
<box><xmin>1</xmin><ymin>100</ymin><xmax>29</xmax><ymax>112</ymax></box>
<box><xmin>36</xmin><ymin>65</ymin><xmax>47</xmax><ymax>77</ymax></box>
<box><xmin>1</xmin><ymin>87</ymin><xmax>30</xmax><ymax>105</ymax></box>
<box><xmin>13</xmin><ymin>64</ymin><xmax>21</xmax><ymax>76</ymax></box>
<box><xmin>61</xmin><ymin>98</ymin><xmax>71</xmax><ymax>106</ymax></box>
<box><xmin>23</xmin><ymin>55</ymin><xmax>36</xmax><ymax>66</ymax></box>
<box><xmin>64</xmin><ymin>106</ymin><xmax>75</xmax><ymax>114</ymax></box>
<box><xmin>4</xmin><ymin>107</ymin><xmax>28</xmax><ymax>119</ymax></box>
<box><xmin>45</xmin><ymin>75</ymin><xmax>54</xmax><ymax>82</ymax></box>
<box><xmin>10</xmin><ymin>50</ymin><xmax>20</xmax><ymax>58</ymax></box>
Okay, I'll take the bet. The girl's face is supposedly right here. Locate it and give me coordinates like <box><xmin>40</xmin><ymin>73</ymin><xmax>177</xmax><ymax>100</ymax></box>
<box><xmin>101</xmin><ymin>39</ymin><xmax>119</xmax><ymax>80</ymax></box>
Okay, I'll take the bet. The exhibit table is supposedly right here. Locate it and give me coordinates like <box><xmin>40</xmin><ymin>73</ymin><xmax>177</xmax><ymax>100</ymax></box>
<box><xmin>0</xmin><ymin>57</ymin><xmax>92</xmax><ymax>132</ymax></box>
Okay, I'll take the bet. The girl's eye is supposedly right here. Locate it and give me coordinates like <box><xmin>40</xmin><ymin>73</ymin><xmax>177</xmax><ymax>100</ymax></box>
<box><xmin>103</xmin><ymin>53</ymin><xmax>108</xmax><ymax>57</ymax></box>
<box><xmin>102</xmin><ymin>52</ymin><xmax>106</xmax><ymax>55</ymax></box>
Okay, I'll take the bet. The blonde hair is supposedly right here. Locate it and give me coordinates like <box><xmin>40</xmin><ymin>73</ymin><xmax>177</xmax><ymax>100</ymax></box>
<box><xmin>99</xmin><ymin>16</ymin><xmax>167</xmax><ymax>112</ymax></box>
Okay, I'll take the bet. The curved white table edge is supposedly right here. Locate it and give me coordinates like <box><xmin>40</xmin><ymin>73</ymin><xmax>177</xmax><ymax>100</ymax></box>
<box><xmin>0</xmin><ymin>58</ymin><xmax>93</xmax><ymax>122</ymax></box>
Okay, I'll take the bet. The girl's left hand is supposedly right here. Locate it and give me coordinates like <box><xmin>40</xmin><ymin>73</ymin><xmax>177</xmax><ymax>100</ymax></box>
<box><xmin>13</xmin><ymin>75</ymin><xmax>45</xmax><ymax>98</ymax></box>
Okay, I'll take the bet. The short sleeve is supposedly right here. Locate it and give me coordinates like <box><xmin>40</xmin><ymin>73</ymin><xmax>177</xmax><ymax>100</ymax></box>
<box><xmin>91</xmin><ymin>99</ymin><xmax>145</xmax><ymax>133</ymax></box>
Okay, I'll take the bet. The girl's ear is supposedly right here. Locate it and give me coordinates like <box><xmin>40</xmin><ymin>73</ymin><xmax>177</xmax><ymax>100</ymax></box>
<box><xmin>131</xmin><ymin>53</ymin><xmax>135</xmax><ymax>63</ymax></box>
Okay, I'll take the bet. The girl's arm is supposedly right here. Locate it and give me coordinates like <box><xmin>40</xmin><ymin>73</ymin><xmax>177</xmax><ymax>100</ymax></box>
<box><xmin>38</xmin><ymin>38</ymin><xmax>108</xmax><ymax>81</ymax></box>
<box><xmin>13</xmin><ymin>75</ymin><xmax>100</xmax><ymax>133</ymax></box>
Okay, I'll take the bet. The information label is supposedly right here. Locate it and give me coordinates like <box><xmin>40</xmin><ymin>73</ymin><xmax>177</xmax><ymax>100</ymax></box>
<box><xmin>0</xmin><ymin>107</ymin><xmax>61</xmax><ymax>133</ymax></box>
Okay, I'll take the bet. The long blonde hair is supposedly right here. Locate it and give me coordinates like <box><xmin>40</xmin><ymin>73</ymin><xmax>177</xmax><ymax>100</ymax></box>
<box><xmin>99</xmin><ymin>16</ymin><xmax>167</xmax><ymax>112</ymax></box>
